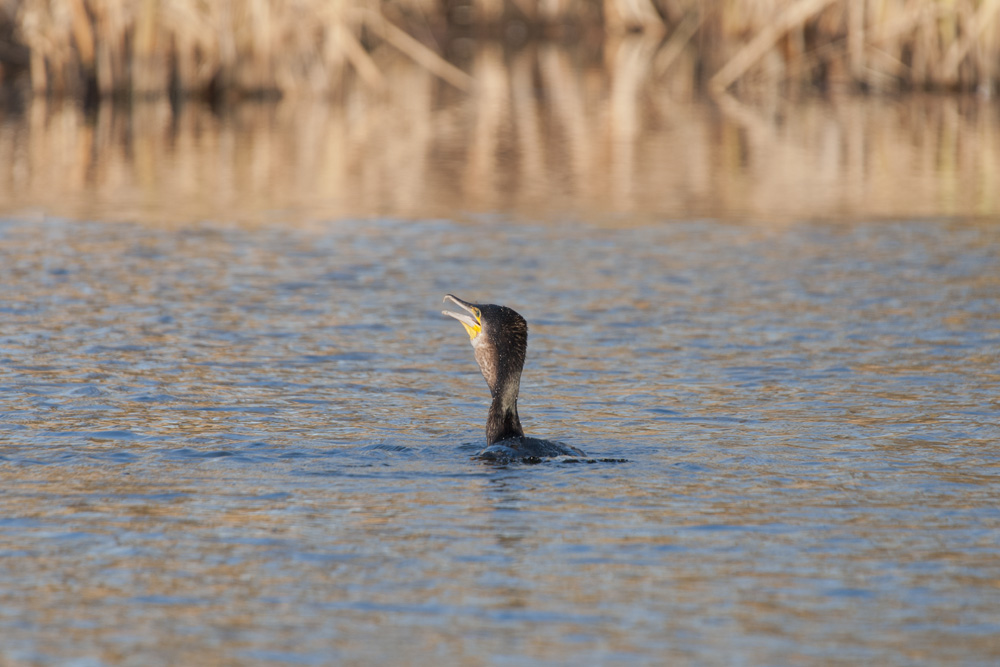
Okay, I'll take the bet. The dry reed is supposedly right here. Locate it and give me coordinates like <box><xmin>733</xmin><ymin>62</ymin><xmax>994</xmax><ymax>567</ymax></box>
<box><xmin>10</xmin><ymin>0</ymin><xmax>471</xmax><ymax>98</ymax></box>
<box><xmin>3</xmin><ymin>0</ymin><xmax>1000</xmax><ymax>98</ymax></box>
<box><xmin>1</xmin><ymin>44</ymin><xmax>998</xmax><ymax>226</ymax></box>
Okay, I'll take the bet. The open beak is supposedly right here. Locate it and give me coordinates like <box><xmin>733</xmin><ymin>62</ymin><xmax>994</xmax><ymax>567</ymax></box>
<box><xmin>442</xmin><ymin>294</ymin><xmax>482</xmax><ymax>341</ymax></box>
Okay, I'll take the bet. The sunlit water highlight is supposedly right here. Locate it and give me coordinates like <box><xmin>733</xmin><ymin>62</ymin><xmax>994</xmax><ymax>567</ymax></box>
<box><xmin>1</xmin><ymin>216</ymin><xmax>998</xmax><ymax>663</ymax></box>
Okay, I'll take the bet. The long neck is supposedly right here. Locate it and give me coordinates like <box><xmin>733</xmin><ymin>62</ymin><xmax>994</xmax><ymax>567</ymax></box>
<box><xmin>486</xmin><ymin>373</ymin><xmax>523</xmax><ymax>445</ymax></box>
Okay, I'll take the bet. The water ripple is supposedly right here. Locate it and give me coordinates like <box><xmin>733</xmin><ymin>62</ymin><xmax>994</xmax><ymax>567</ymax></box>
<box><xmin>0</xmin><ymin>217</ymin><xmax>997</xmax><ymax>664</ymax></box>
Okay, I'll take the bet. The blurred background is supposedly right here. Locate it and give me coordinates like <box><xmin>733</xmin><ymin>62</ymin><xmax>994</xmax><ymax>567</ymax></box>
<box><xmin>0</xmin><ymin>0</ymin><xmax>998</xmax><ymax>224</ymax></box>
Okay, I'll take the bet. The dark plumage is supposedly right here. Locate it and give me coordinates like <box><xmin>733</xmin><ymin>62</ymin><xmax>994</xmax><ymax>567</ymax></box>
<box><xmin>442</xmin><ymin>294</ymin><xmax>585</xmax><ymax>462</ymax></box>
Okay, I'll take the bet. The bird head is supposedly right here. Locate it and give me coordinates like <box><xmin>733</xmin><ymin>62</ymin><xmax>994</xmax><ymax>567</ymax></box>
<box><xmin>442</xmin><ymin>294</ymin><xmax>527</xmax><ymax>397</ymax></box>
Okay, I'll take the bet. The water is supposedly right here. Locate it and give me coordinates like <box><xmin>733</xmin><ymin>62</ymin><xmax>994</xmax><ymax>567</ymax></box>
<box><xmin>1</xmin><ymin>214</ymin><xmax>998</xmax><ymax>664</ymax></box>
<box><xmin>3</xmin><ymin>91</ymin><xmax>1000</xmax><ymax>226</ymax></box>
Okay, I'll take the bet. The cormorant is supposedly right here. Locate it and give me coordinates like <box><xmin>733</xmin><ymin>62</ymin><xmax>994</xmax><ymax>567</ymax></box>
<box><xmin>442</xmin><ymin>294</ymin><xmax>585</xmax><ymax>462</ymax></box>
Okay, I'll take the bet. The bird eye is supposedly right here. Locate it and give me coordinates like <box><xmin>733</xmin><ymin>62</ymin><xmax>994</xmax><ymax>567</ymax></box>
<box><xmin>473</xmin><ymin>308</ymin><xmax>481</xmax><ymax>319</ymax></box>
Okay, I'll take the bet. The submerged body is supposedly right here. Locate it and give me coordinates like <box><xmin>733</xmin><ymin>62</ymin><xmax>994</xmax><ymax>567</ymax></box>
<box><xmin>478</xmin><ymin>436</ymin><xmax>584</xmax><ymax>462</ymax></box>
<box><xmin>442</xmin><ymin>294</ymin><xmax>585</xmax><ymax>463</ymax></box>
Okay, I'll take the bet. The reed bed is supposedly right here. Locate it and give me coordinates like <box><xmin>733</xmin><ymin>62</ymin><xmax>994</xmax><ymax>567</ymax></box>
<box><xmin>1</xmin><ymin>44</ymin><xmax>997</xmax><ymax>225</ymax></box>
<box><xmin>10</xmin><ymin>0</ymin><xmax>472</xmax><ymax>99</ymax></box>
<box><xmin>3</xmin><ymin>0</ymin><xmax>1000</xmax><ymax>98</ymax></box>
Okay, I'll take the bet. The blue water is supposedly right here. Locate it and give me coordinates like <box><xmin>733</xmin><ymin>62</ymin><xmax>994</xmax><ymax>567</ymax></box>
<box><xmin>1</xmin><ymin>217</ymin><xmax>998</xmax><ymax>664</ymax></box>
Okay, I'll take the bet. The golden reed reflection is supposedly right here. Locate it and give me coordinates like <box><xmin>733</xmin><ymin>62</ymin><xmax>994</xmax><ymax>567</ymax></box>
<box><xmin>1</xmin><ymin>43</ymin><xmax>998</xmax><ymax>226</ymax></box>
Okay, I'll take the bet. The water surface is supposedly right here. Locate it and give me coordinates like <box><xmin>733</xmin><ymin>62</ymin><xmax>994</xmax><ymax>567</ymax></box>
<box><xmin>1</xmin><ymin>216</ymin><xmax>998</xmax><ymax>664</ymax></box>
